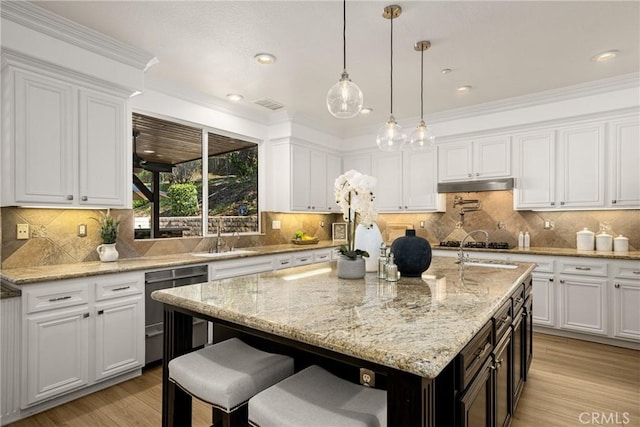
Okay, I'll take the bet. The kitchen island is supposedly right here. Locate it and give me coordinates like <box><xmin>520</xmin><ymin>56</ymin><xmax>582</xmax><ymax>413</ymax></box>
<box><xmin>152</xmin><ymin>256</ymin><xmax>535</xmax><ymax>427</ymax></box>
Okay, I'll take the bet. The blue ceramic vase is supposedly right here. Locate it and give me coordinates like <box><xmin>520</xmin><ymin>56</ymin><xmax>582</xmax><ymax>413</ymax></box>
<box><xmin>390</xmin><ymin>229</ymin><xmax>432</xmax><ymax>277</ymax></box>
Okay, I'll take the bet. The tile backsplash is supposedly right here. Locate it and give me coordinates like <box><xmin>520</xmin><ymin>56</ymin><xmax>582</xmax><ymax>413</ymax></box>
<box><xmin>2</xmin><ymin>191</ymin><xmax>638</xmax><ymax>268</ymax></box>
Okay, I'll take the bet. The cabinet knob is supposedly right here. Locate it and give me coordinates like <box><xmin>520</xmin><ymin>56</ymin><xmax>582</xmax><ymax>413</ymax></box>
<box><xmin>550</xmin><ymin>202</ymin><xmax>555</xmax><ymax>206</ymax></box>
<box><xmin>615</xmin><ymin>283</ymin><xmax>620</xmax><ymax>289</ymax></box>
<box><xmin>549</xmin><ymin>278</ymin><xmax>554</xmax><ymax>282</ymax></box>
<box><xmin>81</xmin><ymin>196</ymin><xmax>88</xmax><ymax>201</ymax></box>
<box><xmin>612</xmin><ymin>200</ymin><xmax>617</xmax><ymax>204</ymax></box>
<box><xmin>98</xmin><ymin>309</ymin><xmax>104</xmax><ymax>315</ymax></box>
<box><xmin>307</xmin><ymin>206</ymin><xmax>311</xmax><ymax>209</ymax></box>
<box><xmin>468</xmin><ymin>173</ymin><xmax>472</xmax><ymax>178</ymax></box>
<box><xmin>83</xmin><ymin>313</ymin><xmax>90</xmax><ymax>318</ymax></box>
<box><xmin>560</xmin><ymin>279</ymin><xmax>565</xmax><ymax>284</ymax></box>
<box><xmin>398</xmin><ymin>206</ymin><xmax>402</xmax><ymax>209</ymax></box>
<box><xmin>475</xmin><ymin>173</ymin><xmax>480</xmax><ymax>177</ymax></box>
<box><xmin>560</xmin><ymin>201</ymin><xmax>565</xmax><ymax>206</ymax></box>
<box><xmin>404</xmin><ymin>206</ymin><xmax>408</xmax><ymax>209</ymax></box>
<box><xmin>66</xmin><ymin>195</ymin><xmax>74</xmax><ymax>200</ymax></box>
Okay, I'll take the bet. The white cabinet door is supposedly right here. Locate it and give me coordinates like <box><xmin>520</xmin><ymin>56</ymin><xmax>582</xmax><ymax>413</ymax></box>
<box><xmin>372</xmin><ymin>152</ymin><xmax>403</xmax><ymax>211</ymax></box>
<box><xmin>308</xmin><ymin>149</ymin><xmax>327</xmax><ymax>211</ymax></box>
<box><xmin>609</xmin><ymin>117</ymin><xmax>640</xmax><ymax>207</ymax></box>
<box><xmin>291</xmin><ymin>145</ymin><xmax>311</xmax><ymax>211</ymax></box>
<box><xmin>78</xmin><ymin>90</ymin><xmax>126</xmax><ymax>207</ymax></box>
<box><xmin>438</xmin><ymin>142</ymin><xmax>473</xmax><ymax>181</ymax></box>
<box><xmin>557</xmin><ymin>124</ymin><xmax>606</xmax><ymax>208</ymax></box>
<box><xmin>474</xmin><ymin>136</ymin><xmax>511</xmax><ymax>179</ymax></box>
<box><xmin>403</xmin><ymin>149</ymin><xmax>441</xmax><ymax>211</ymax></box>
<box><xmin>94</xmin><ymin>295</ymin><xmax>143</xmax><ymax>382</ymax></box>
<box><xmin>25</xmin><ymin>307</ymin><xmax>90</xmax><ymax>406</ymax></box>
<box><xmin>612</xmin><ymin>280</ymin><xmax>640</xmax><ymax>341</ymax></box>
<box><xmin>559</xmin><ymin>276</ymin><xmax>607</xmax><ymax>336</ymax></box>
<box><xmin>531</xmin><ymin>274</ymin><xmax>555</xmax><ymax>327</ymax></box>
<box><xmin>513</xmin><ymin>131</ymin><xmax>556</xmax><ymax>209</ymax></box>
<box><xmin>12</xmin><ymin>69</ymin><xmax>76</xmax><ymax>205</ymax></box>
<box><xmin>343</xmin><ymin>154</ymin><xmax>371</xmax><ymax>175</ymax></box>
<box><xmin>325</xmin><ymin>153</ymin><xmax>341</xmax><ymax>212</ymax></box>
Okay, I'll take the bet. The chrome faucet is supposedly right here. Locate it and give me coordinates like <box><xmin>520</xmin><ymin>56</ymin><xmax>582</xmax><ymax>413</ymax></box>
<box><xmin>458</xmin><ymin>230</ymin><xmax>489</xmax><ymax>263</ymax></box>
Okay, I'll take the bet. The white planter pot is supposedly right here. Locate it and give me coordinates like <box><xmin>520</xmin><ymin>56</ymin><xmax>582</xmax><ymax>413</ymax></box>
<box><xmin>337</xmin><ymin>255</ymin><xmax>366</xmax><ymax>279</ymax></box>
<box><xmin>354</xmin><ymin>223</ymin><xmax>384</xmax><ymax>272</ymax></box>
<box><xmin>97</xmin><ymin>243</ymin><xmax>119</xmax><ymax>262</ymax></box>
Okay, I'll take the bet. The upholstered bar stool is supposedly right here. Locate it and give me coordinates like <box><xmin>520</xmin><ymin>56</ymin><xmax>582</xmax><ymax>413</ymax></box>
<box><xmin>168</xmin><ymin>337</ymin><xmax>294</xmax><ymax>427</ymax></box>
<box><xmin>248</xmin><ymin>365</ymin><xmax>387</xmax><ymax>427</ymax></box>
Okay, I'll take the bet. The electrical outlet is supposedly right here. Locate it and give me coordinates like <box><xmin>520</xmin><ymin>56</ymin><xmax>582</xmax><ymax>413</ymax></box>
<box><xmin>320</xmin><ymin>221</ymin><xmax>325</xmax><ymax>227</ymax></box>
<box><xmin>272</xmin><ymin>220</ymin><xmax>281</xmax><ymax>230</ymax></box>
<box><xmin>78</xmin><ymin>224</ymin><xmax>87</xmax><ymax>237</ymax></box>
<box><xmin>17</xmin><ymin>224</ymin><xmax>29</xmax><ymax>240</ymax></box>
<box><xmin>359</xmin><ymin>368</ymin><xmax>375</xmax><ymax>387</ymax></box>
<box><xmin>544</xmin><ymin>220</ymin><xmax>554</xmax><ymax>230</ymax></box>
<box><xmin>419</xmin><ymin>220</ymin><xmax>425</xmax><ymax>229</ymax></box>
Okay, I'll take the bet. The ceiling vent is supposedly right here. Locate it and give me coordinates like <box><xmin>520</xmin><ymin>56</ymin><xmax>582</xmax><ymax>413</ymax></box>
<box><xmin>253</xmin><ymin>98</ymin><xmax>285</xmax><ymax>111</ymax></box>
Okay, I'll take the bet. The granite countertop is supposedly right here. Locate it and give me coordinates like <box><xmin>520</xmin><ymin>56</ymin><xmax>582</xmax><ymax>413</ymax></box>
<box><xmin>433</xmin><ymin>245</ymin><xmax>640</xmax><ymax>260</ymax></box>
<box><xmin>0</xmin><ymin>241</ymin><xmax>338</xmax><ymax>285</ymax></box>
<box><xmin>151</xmin><ymin>257</ymin><xmax>536</xmax><ymax>379</ymax></box>
<box><xmin>0</xmin><ymin>282</ymin><xmax>21</xmax><ymax>299</ymax></box>
<box><xmin>3</xmin><ymin>240</ymin><xmax>636</xmax><ymax>286</ymax></box>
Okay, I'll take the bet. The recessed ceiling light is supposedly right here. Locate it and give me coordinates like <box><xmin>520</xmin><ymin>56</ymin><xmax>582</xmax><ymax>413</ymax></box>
<box><xmin>592</xmin><ymin>50</ymin><xmax>619</xmax><ymax>62</ymax></box>
<box><xmin>360</xmin><ymin>107</ymin><xmax>373</xmax><ymax>114</ymax></box>
<box><xmin>456</xmin><ymin>85</ymin><xmax>471</xmax><ymax>94</ymax></box>
<box><xmin>225</xmin><ymin>94</ymin><xmax>244</xmax><ymax>102</ymax></box>
<box><xmin>441</xmin><ymin>68</ymin><xmax>452</xmax><ymax>74</ymax></box>
<box><xmin>254</xmin><ymin>53</ymin><xmax>276</xmax><ymax>65</ymax></box>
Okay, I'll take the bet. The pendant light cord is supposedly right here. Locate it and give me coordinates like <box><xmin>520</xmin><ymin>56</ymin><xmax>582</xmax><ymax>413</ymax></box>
<box><xmin>342</xmin><ymin>0</ymin><xmax>347</xmax><ymax>71</ymax></box>
<box><xmin>390</xmin><ymin>13</ymin><xmax>394</xmax><ymax>115</ymax></box>
<box><xmin>420</xmin><ymin>47</ymin><xmax>424</xmax><ymax>120</ymax></box>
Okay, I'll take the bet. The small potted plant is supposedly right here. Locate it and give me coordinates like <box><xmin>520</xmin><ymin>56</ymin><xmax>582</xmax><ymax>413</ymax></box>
<box><xmin>94</xmin><ymin>209</ymin><xmax>120</xmax><ymax>262</ymax></box>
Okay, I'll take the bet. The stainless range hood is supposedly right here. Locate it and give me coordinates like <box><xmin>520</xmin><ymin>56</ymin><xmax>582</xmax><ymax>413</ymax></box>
<box><xmin>437</xmin><ymin>178</ymin><xmax>514</xmax><ymax>193</ymax></box>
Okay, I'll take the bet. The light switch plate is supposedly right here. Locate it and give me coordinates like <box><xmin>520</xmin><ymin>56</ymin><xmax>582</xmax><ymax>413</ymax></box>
<box><xmin>78</xmin><ymin>224</ymin><xmax>87</xmax><ymax>237</ymax></box>
<box><xmin>272</xmin><ymin>220</ymin><xmax>281</xmax><ymax>230</ymax></box>
<box><xmin>17</xmin><ymin>224</ymin><xmax>29</xmax><ymax>240</ymax></box>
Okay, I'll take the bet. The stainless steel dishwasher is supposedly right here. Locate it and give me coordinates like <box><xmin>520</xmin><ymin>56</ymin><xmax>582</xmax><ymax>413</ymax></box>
<box><xmin>144</xmin><ymin>264</ymin><xmax>208</xmax><ymax>364</ymax></box>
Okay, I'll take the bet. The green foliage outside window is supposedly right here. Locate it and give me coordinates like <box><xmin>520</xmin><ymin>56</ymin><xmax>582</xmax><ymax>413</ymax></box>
<box><xmin>167</xmin><ymin>183</ymin><xmax>199</xmax><ymax>216</ymax></box>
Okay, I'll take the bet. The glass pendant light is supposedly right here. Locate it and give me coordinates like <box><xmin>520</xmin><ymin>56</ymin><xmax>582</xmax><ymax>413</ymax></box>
<box><xmin>327</xmin><ymin>0</ymin><xmax>363</xmax><ymax>118</ymax></box>
<box><xmin>408</xmin><ymin>40</ymin><xmax>436</xmax><ymax>150</ymax></box>
<box><xmin>376</xmin><ymin>5</ymin><xmax>406</xmax><ymax>152</ymax></box>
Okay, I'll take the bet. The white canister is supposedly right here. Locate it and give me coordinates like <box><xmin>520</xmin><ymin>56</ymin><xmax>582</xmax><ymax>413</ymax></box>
<box><xmin>614</xmin><ymin>235</ymin><xmax>629</xmax><ymax>252</ymax></box>
<box><xmin>576</xmin><ymin>228</ymin><xmax>595</xmax><ymax>251</ymax></box>
<box><xmin>595</xmin><ymin>233</ymin><xmax>613</xmax><ymax>252</ymax></box>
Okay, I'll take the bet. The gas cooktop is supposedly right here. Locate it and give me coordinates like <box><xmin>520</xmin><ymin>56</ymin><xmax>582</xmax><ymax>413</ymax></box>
<box><xmin>438</xmin><ymin>241</ymin><xmax>511</xmax><ymax>250</ymax></box>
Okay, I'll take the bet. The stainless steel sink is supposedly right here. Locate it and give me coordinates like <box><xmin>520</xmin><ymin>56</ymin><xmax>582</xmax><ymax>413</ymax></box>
<box><xmin>457</xmin><ymin>259</ymin><xmax>518</xmax><ymax>269</ymax></box>
<box><xmin>191</xmin><ymin>249</ymin><xmax>258</xmax><ymax>258</ymax></box>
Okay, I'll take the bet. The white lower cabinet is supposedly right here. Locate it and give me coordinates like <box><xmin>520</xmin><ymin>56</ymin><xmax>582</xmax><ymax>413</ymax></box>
<box><xmin>25</xmin><ymin>305</ymin><xmax>90</xmax><ymax>406</ymax></box>
<box><xmin>531</xmin><ymin>274</ymin><xmax>554</xmax><ymax>327</ymax></box>
<box><xmin>612</xmin><ymin>280</ymin><xmax>640</xmax><ymax>340</ymax></box>
<box><xmin>21</xmin><ymin>272</ymin><xmax>144</xmax><ymax>407</ymax></box>
<box><xmin>559</xmin><ymin>275</ymin><xmax>607</xmax><ymax>336</ymax></box>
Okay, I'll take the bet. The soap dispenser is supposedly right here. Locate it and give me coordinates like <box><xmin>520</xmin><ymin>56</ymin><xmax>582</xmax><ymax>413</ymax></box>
<box><xmin>377</xmin><ymin>244</ymin><xmax>388</xmax><ymax>279</ymax></box>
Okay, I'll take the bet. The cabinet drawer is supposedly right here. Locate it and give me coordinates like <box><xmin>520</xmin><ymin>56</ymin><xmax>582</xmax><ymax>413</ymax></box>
<box><xmin>313</xmin><ymin>249</ymin><xmax>333</xmax><ymax>263</ymax></box>
<box><xmin>26</xmin><ymin>281</ymin><xmax>89</xmax><ymax>314</ymax></box>
<box><xmin>457</xmin><ymin>320</ymin><xmax>493</xmax><ymax>390</ymax></box>
<box><xmin>274</xmin><ymin>255</ymin><xmax>293</xmax><ymax>270</ymax></box>
<box><xmin>493</xmin><ymin>299</ymin><xmax>512</xmax><ymax>343</ymax></box>
<box><xmin>533</xmin><ymin>259</ymin><xmax>554</xmax><ymax>274</ymax></box>
<box><xmin>94</xmin><ymin>273</ymin><xmax>143</xmax><ymax>301</ymax></box>
<box><xmin>558</xmin><ymin>261</ymin><xmax>607</xmax><ymax>277</ymax></box>
<box><xmin>293</xmin><ymin>253</ymin><xmax>314</xmax><ymax>266</ymax></box>
<box><xmin>613</xmin><ymin>263</ymin><xmax>640</xmax><ymax>280</ymax></box>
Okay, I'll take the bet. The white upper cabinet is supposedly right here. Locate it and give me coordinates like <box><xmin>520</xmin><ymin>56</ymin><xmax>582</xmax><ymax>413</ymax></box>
<box><xmin>557</xmin><ymin>123</ymin><xmax>606</xmax><ymax>208</ymax></box>
<box><xmin>2</xmin><ymin>65</ymin><xmax>129</xmax><ymax>208</ymax></box>
<box><xmin>438</xmin><ymin>136</ymin><xmax>511</xmax><ymax>182</ymax></box>
<box><xmin>370</xmin><ymin>150</ymin><xmax>444</xmax><ymax>212</ymax></box>
<box><xmin>513</xmin><ymin>130</ymin><xmax>556</xmax><ymax>209</ymax></box>
<box><xmin>270</xmin><ymin>142</ymin><xmax>341</xmax><ymax>212</ymax></box>
<box><xmin>514</xmin><ymin>121</ymin><xmax>607</xmax><ymax>210</ymax></box>
<box><xmin>608</xmin><ymin>116</ymin><xmax>640</xmax><ymax>207</ymax></box>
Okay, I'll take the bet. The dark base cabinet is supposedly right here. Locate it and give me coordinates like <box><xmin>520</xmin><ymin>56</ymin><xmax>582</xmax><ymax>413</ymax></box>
<box><xmin>456</xmin><ymin>278</ymin><xmax>532</xmax><ymax>427</ymax></box>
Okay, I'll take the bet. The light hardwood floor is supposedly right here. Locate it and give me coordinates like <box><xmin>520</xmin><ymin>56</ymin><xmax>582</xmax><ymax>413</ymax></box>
<box><xmin>7</xmin><ymin>333</ymin><xmax>639</xmax><ymax>427</ymax></box>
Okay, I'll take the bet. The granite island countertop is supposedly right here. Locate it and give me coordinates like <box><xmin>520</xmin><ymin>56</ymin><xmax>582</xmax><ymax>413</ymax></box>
<box><xmin>151</xmin><ymin>256</ymin><xmax>536</xmax><ymax>379</ymax></box>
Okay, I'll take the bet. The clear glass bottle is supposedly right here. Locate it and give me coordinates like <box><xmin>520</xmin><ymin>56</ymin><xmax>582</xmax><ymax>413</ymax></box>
<box><xmin>518</xmin><ymin>231</ymin><xmax>524</xmax><ymax>249</ymax></box>
<box><xmin>377</xmin><ymin>244</ymin><xmax>388</xmax><ymax>279</ymax></box>
<box><xmin>386</xmin><ymin>253</ymin><xmax>398</xmax><ymax>282</ymax></box>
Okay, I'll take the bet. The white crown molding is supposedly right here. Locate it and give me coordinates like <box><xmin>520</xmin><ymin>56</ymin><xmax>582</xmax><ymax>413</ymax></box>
<box><xmin>1</xmin><ymin>1</ymin><xmax>157</xmax><ymax>71</ymax></box>
<box><xmin>343</xmin><ymin>72</ymin><xmax>640</xmax><ymax>139</ymax></box>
